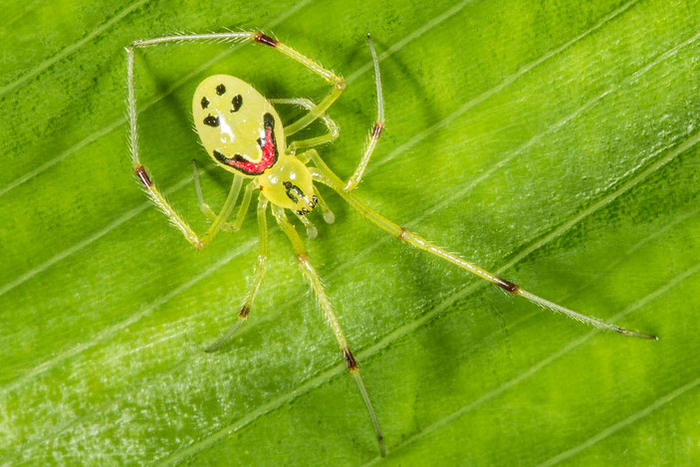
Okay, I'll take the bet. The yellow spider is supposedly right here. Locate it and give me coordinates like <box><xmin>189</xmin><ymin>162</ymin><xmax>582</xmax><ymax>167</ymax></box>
<box><xmin>125</xmin><ymin>31</ymin><xmax>656</xmax><ymax>457</ymax></box>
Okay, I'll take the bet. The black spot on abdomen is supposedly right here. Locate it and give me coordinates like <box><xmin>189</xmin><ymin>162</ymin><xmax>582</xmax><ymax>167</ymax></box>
<box><xmin>231</xmin><ymin>94</ymin><xmax>242</xmax><ymax>112</ymax></box>
<box><xmin>203</xmin><ymin>115</ymin><xmax>219</xmax><ymax>127</ymax></box>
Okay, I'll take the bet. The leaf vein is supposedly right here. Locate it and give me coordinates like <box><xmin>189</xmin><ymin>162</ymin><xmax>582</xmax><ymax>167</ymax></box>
<box><xmin>0</xmin><ymin>0</ymin><xmax>151</xmax><ymax>98</ymax></box>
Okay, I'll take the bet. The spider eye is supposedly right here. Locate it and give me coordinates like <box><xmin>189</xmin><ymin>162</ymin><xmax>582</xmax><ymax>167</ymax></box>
<box><xmin>200</xmin><ymin>96</ymin><xmax>210</xmax><ymax>109</ymax></box>
<box><xmin>203</xmin><ymin>115</ymin><xmax>219</xmax><ymax>127</ymax></box>
<box><xmin>231</xmin><ymin>94</ymin><xmax>243</xmax><ymax>112</ymax></box>
<box><xmin>215</xmin><ymin>84</ymin><xmax>226</xmax><ymax>95</ymax></box>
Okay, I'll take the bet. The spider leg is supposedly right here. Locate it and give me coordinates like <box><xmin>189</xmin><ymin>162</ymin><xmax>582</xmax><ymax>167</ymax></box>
<box><xmin>270</xmin><ymin>98</ymin><xmax>339</xmax><ymax>152</ymax></box>
<box><xmin>126</xmin><ymin>46</ymin><xmax>244</xmax><ymax>250</ymax></box>
<box><xmin>271</xmin><ymin>204</ymin><xmax>385</xmax><ymax>457</ymax></box>
<box><xmin>191</xmin><ymin>160</ymin><xmax>219</xmax><ymax>221</ymax></box>
<box><xmin>275</xmin><ymin>35</ymin><xmax>384</xmax><ymax>189</ymax></box>
<box><xmin>230</xmin><ymin>182</ymin><xmax>258</xmax><ymax>231</ymax></box>
<box><xmin>313</xmin><ymin>186</ymin><xmax>336</xmax><ymax>224</ymax></box>
<box><xmin>206</xmin><ymin>196</ymin><xmax>270</xmax><ymax>352</ymax></box>
<box><xmin>127</xmin><ymin>31</ymin><xmax>345</xmax><ymax>137</ymax></box>
<box><xmin>344</xmin><ymin>34</ymin><xmax>385</xmax><ymax>192</ymax></box>
<box><xmin>293</xmin><ymin>211</ymin><xmax>318</xmax><ymax>240</ymax></box>
<box><xmin>306</xmin><ymin>149</ymin><xmax>657</xmax><ymax>340</ymax></box>
<box><xmin>192</xmin><ymin>160</ymin><xmax>257</xmax><ymax>233</ymax></box>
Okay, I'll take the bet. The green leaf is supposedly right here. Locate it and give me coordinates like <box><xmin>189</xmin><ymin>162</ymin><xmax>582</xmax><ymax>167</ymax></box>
<box><xmin>1</xmin><ymin>0</ymin><xmax>699</xmax><ymax>465</ymax></box>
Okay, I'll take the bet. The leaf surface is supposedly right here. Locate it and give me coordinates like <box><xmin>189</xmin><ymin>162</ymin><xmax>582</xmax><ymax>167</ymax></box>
<box><xmin>1</xmin><ymin>0</ymin><xmax>699</xmax><ymax>465</ymax></box>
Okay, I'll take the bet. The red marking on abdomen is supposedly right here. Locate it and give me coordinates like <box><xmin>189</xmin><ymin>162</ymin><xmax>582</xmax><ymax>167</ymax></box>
<box><xmin>231</xmin><ymin>126</ymin><xmax>276</xmax><ymax>175</ymax></box>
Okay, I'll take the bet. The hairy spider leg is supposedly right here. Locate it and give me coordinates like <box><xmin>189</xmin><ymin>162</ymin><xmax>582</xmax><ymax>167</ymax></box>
<box><xmin>126</xmin><ymin>47</ymin><xmax>243</xmax><ymax>250</ymax></box>
<box><xmin>344</xmin><ymin>34</ymin><xmax>385</xmax><ymax>191</ymax></box>
<box><xmin>271</xmin><ymin>34</ymin><xmax>386</xmax><ymax>191</ymax></box>
<box><xmin>271</xmin><ymin>34</ymin><xmax>386</xmax><ymax>190</ymax></box>
<box><xmin>306</xmin><ymin>150</ymin><xmax>657</xmax><ymax>340</ymax></box>
<box><xmin>272</xmin><ymin>204</ymin><xmax>386</xmax><ymax>457</ymax></box>
<box><xmin>129</xmin><ymin>31</ymin><xmax>346</xmax><ymax>136</ymax></box>
<box><xmin>206</xmin><ymin>196</ymin><xmax>270</xmax><ymax>353</ymax></box>
<box><xmin>271</xmin><ymin>33</ymin><xmax>384</xmax><ymax>190</ymax></box>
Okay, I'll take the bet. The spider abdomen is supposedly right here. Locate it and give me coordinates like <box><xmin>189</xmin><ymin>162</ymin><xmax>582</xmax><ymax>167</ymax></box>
<box><xmin>192</xmin><ymin>74</ymin><xmax>285</xmax><ymax>176</ymax></box>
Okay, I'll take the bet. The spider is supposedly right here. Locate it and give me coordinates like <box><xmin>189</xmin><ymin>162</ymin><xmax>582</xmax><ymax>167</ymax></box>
<box><xmin>125</xmin><ymin>31</ymin><xmax>656</xmax><ymax>457</ymax></box>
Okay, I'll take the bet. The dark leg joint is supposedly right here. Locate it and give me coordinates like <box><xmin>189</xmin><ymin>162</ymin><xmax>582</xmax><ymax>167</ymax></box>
<box><xmin>296</xmin><ymin>253</ymin><xmax>309</xmax><ymax>263</ymax></box>
<box><xmin>254</xmin><ymin>32</ymin><xmax>278</xmax><ymax>47</ymax></box>
<box><xmin>239</xmin><ymin>305</ymin><xmax>250</xmax><ymax>319</ymax></box>
<box><xmin>135</xmin><ymin>165</ymin><xmax>153</xmax><ymax>187</ymax></box>
<box><xmin>397</xmin><ymin>227</ymin><xmax>408</xmax><ymax>241</ymax></box>
<box><xmin>372</xmin><ymin>122</ymin><xmax>384</xmax><ymax>139</ymax></box>
<box><xmin>495</xmin><ymin>276</ymin><xmax>520</xmax><ymax>293</ymax></box>
<box><xmin>343</xmin><ymin>348</ymin><xmax>358</xmax><ymax>372</ymax></box>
